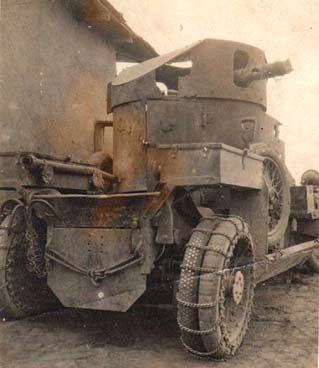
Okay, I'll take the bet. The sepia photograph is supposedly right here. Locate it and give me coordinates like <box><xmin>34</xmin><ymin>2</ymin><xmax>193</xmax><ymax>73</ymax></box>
<box><xmin>0</xmin><ymin>1</ymin><xmax>318</xmax><ymax>367</ymax></box>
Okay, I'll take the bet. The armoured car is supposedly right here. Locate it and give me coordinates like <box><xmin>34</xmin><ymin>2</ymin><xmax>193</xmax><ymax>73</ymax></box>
<box><xmin>1</xmin><ymin>35</ymin><xmax>318</xmax><ymax>359</ymax></box>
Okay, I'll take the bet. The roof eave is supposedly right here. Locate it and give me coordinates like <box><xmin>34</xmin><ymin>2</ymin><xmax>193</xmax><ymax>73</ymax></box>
<box><xmin>66</xmin><ymin>0</ymin><xmax>158</xmax><ymax>61</ymax></box>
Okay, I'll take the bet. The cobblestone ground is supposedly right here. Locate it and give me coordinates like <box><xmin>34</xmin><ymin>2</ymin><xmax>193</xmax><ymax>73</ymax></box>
<box><xmin>0</xmin><ymin>273</ymin><xmax>318</xmax><ymax>368</ymax></box>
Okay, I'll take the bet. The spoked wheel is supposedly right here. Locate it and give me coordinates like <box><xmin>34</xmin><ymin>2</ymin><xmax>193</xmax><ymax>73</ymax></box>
<box><xmin>264</xmin><ymin>158</ymin><xmax>286</xmax><ymax>238</ymax></box>
<box><xmin>0</xmin><ymin>212</ymin><xmax>60</xmax><ymax>319</ymax></box>
<box><xmin>251</xmin><ymin>144</ymin><xmax>290</xmax><ymax>248</ymax></box>
<box><xmin>177</xmin><ymin>216</ymin><xmax>255</xmax><ymax>359</ymax></box>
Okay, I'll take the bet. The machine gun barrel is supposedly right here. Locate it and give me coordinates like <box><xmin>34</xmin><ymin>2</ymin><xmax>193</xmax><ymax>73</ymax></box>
<box><xmin>234</xmin><ymin>59</ymin><xmax>293</xmax><ymax>87</ymax></box>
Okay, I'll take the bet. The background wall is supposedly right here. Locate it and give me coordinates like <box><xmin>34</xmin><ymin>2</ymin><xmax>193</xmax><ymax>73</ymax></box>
<box><xmin>1</xmin><ymin>0</ymin><xmax>116</xmax><ymax>161</ymax></box>
<box><xmin>111</xmin><ymin>0</ymin><xmax>319</xmax><ymax>182</ymax></box>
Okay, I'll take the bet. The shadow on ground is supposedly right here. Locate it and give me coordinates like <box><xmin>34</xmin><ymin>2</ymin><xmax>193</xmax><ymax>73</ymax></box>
<box><xmin>0</xmin><ymin>273</ymin><xmax>318</xmax><ymax>368</ymax></box>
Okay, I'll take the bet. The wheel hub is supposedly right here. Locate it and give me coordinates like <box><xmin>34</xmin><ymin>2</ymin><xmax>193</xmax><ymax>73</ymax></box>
<box><xmin>232</xmin><ymin>271</ymin><xmax>245</xmax><ymax>305</ymax></box>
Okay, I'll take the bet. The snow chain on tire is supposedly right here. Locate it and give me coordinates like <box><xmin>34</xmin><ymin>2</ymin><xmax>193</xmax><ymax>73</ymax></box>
<box><xmin>177</xmin><ymin>215</ymin><xmax>255</xmax><ymax>359</ymax></box>
<box><xmin>0</xmin><ymin>212</ymin><xmax>60</xmax><ymax>320</ymax></box>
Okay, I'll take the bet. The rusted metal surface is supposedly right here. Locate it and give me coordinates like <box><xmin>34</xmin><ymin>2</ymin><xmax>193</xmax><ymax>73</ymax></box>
<box><xmin>0</xmin><ymin>153</ymin><xmax>92</xmax><ymax>192</ymax></box>
<box><xmin>114</xmin><ymin>128</ymin><xmax>264</xmax><ymax>192</ymax></box>
<box><xmin>113</xmin><ymin>101</ymin><xmax>149</xmax><ymax>192</ymax></box>
<box><xmin>110</xmin><ymin>40</ymin><xmax>291</xmax><ymax>195</ymax></box>
<box><xmin>32</xmin><ymin>185</ymin><xmax>172</xmax><ymax>224</ymax></box>
<box><xmin>112</xmin><ymin>99</ymin><xmax>265</xmax><ymax>192</ymax></box>
<box><xmin>110</xmin><ymin>39</ymin><xmax>271</xmax><ymax>110</ymax></box>
<box><xmin>20</xmin><ymin>154</ymin><xmax>118</xmax><ymax>186</ymax></box>
<box><xmin>148</xmin><ymin>143</ymin><xmax>264</xmax><ymax>189</ymax></box>
<box><xmin>33</xmin><ymin>192</ymin><xmax>159</xmax><ymax>228</ymax></box>
<box><xmin>46</xmin><ymin>227</ymin><xmax>146</xmax><ymax>311</ymax></box>
<box><xmin>31</xmin><ymin>187</ymin><xmax>175</xmax><ymax>311</ymax></box>
<box><xmin>146</xmin><ymin>99</ymin><xmax>265</xmax><ymax>148</ymax></box>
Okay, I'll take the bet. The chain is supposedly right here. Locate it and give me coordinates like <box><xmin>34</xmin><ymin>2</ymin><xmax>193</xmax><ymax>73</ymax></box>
<box><xmin>25</xmin><ymin>226</ymin><xmax>47</xmax><ymax>279</ymax></box>
<box><xmin>177</xmin><ymin>215</ymin><xmax>255</xmax><ymax>357</ymax></box>
<box><xmin>0</xmin><ymin>195</ymin><xmax>60</xmax><ymax>281</ymax></box>
<box><xmin>46</xmin><ymin>248</ymin><xmax>144</xmax><ymax>286</ymax></box>
<box><xmin>177</xmin><ymin>320</ymin><xmax>219</xmax><ymax>335</ymax></box>
<box><xmin>180</xmin><ymin>338</ymin><xmax>219</xmax><ymax>358</ymax></box>
<box><xmin>185</xmin><ymin>242</ymin><xmax>228</xmax><ymax>256</ymax></box>
<box><xmin>180</xmin><ymin>253</ymin><xmax>277</xmax><ymax>279</ymax></box>
<box><xmin>5</xmin><ymin>225</ymin><xmax>42</xmax><ymax>314</ymax></box>
<box><xmin>176</xmin><ymin>295</ymin><xmax>217</xmax><ymax>309</ymax></box>
<box><xmin>180</xmin><ymin>264</ymin><xmax>221</xmax><ymax>274</ymax></box>
<box><xmin>190</xmin><ymin>227</ymin><xmax>215</xmax><ymax>236</ymax></box>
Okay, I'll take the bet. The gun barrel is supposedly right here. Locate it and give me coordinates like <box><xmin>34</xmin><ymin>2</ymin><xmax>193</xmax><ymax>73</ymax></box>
<box><xmin>234</xmin><ymin>59</ymin><xmax>293</xmax><ymax>87</ymax></box>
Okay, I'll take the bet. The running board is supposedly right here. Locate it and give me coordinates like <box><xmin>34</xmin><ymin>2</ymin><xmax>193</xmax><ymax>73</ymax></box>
<box><xmin>255</xmin><ymin>240</ymin><xmax>319</xmax><ymax>284</ymax></box>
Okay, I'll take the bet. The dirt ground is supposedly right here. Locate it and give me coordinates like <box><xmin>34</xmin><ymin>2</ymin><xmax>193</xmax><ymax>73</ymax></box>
<box><xmin>0</xmin><ymin>272</ymin><xmax>318</xmax><ymax>368</ymax></box>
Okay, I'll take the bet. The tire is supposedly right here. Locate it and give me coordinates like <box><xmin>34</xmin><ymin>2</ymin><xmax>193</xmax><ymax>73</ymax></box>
<box><xmin>177</xmin><ymin>216</ymin><xmax>255</xmax><ymax>358</ymax></box>
<box><xmin>0</xmin><ymin>213</ymin><xmax>60</xmax><ymax>319</ymax></box>
<box><xmin>251</xmin><ymin>144</ymin><xmax>291</xmax><ymax>248</ymax></box>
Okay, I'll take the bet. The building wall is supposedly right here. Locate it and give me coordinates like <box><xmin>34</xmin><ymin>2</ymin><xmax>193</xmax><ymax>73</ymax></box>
<box><xmin>0</xmin><ymin>0</ymin><xmax>116</xmax><ymax>161</ymax></box>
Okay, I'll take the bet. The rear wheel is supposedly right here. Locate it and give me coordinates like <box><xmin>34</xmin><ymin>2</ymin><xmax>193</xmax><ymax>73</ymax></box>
<box><xmin>177</xmin><ymin>216</ymin><xmax>255</xmax><ymax>358</ymax></box>
<box><xmin>0</xmin><ymin>212</ymin><xmax>60</xmax><ymax>319</ymax></box>
<box><xmin>251</xmin><ymin>144</ymin><xmax>290</xmax><ymax>248</ymax></box>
